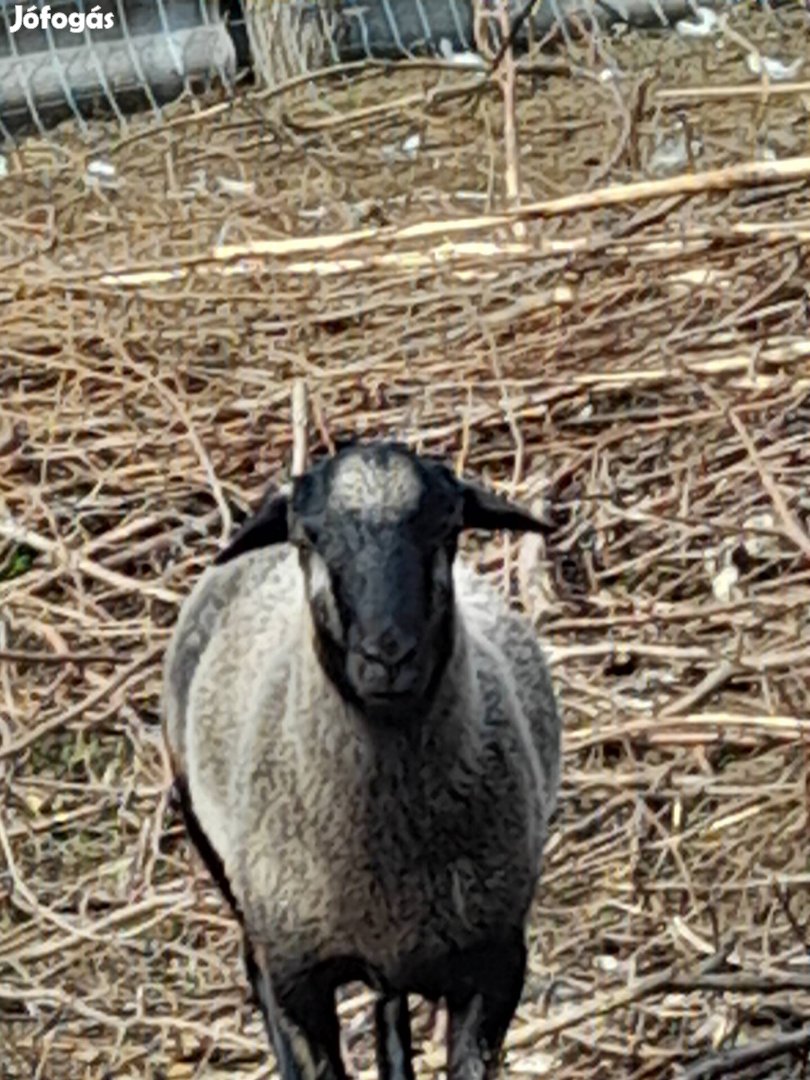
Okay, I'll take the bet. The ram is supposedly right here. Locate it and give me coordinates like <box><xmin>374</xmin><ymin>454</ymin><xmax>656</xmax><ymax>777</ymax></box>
<box><xmin>163</xmin><ymin>441</ymin><xmax>561</xmax><ymax>1080</ymax></box>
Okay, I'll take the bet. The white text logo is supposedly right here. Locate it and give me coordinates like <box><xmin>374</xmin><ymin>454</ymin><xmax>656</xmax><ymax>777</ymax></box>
<box><xmin>8</xmin><ymin>5</ymin><xmax>115</xmax><ymax>33</ymax></box>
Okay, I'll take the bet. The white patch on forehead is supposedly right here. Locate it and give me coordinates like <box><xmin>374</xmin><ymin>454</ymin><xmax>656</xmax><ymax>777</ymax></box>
<box><xmin>329</xmin><ymin>454</ymin><xmax>421</xmax><ymax>522</ymax></box>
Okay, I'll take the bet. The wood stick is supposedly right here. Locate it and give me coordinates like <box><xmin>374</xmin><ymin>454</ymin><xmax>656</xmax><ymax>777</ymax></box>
<box><xmin>702</xmin><ymin>385</ymin><xmax>810</xmax><ymax>563</ymax></box>
<box><xmin>726</xmin><ymin>408</ymin><xmax>810</xmax><ymax>563</ymax></box>
<box><xmin>679</xmin><ymin>1025</ymin><xmax>810</xmax><ymax>1080</ymax></box>
<box><xmin>661</xmin><ymin>659</ymin><xmax>737</xmax><ymax>718</ymax></box>
<box><xmin>93</xmin><ymin>186</ymin><xmax>810</xmax><ymax>288</ymax></box>
<box><xmin>0</xmin><ymin>650</ymin><xmax>126</xmax><ymax>665</ymax></box>
<box><xmin>657</xmin><ymin>81</ymin><xmax>810</xmax><ymax>102</ymax></box>
<box><xmin>497</xmin><ymin>0</ymin><xmax>526</xmax><ymax>241</ymax></box>
<box><xmin>211</xmin><ymin>155</ymin><xmax>810</xmax><ymax>260</ymax></box>
<box><xmin>291</xmin><ymin>379</ymin><xmax>310</xmax><ymax>477</ymax></box>
<box><xmin>507</xmin><ymin>964</ymin><xmax>679</xmax><ymax>1049</ymax></box>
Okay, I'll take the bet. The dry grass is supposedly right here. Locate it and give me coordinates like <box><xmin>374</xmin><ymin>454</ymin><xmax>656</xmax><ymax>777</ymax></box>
<box><xmin>1</xmin><ymin>5</ymin><xmax>809</xmax><ymax>1079</ymax></box>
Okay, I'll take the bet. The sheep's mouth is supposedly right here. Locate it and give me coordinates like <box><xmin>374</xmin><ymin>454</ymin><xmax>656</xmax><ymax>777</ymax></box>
<box><xmin>360</xmin><ymin>688</ymin><xmax>422</xmax><ymax>720</ymax></box>
<box><xmin>364</xmin><ymin>689</ymin><xmax>412</xmax><ymax>703</ymax></box>
<box><xmin>363</xmin><ymin>688</ymin><xmax>414</xmax><ymax>706</ymax></box>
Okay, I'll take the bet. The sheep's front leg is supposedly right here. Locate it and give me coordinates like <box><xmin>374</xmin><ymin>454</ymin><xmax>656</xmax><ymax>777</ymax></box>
<box><xmin>375</xmin><ymin>994</ymin><xmax>416</xmax><ymax>1080</ymax></box>
<box><xmin>445</xmin><ymin>933</ymin><xmax>526</xmax><ymax>1080</ymax></box>
<box><xmin>247</xmin><ymin>944</ymin><xmax>347</xmax><ymax>1080</ymax></box>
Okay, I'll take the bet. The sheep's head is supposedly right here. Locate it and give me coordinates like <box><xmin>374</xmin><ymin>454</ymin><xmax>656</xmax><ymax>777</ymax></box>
<box><xmin>215</xmin><ymin>442</ymin><xmax>552</xmax><ymax>720</ymax></box>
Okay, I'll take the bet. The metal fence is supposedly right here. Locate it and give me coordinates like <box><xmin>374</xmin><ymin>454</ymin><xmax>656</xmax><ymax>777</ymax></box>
<box><xmin>0</xmin><ymin>0</ymin><xmax>801</xmax><ymax>140</ymax></box>
<box><xmin>0</xmin><ymin>0</ymin><xmax>241</xmax><ymax>137</ymax></box>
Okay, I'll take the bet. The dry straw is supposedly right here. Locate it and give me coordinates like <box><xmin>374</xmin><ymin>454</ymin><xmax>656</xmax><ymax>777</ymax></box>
<box><xmin>1</xmin><ymin>4</ymin><xmax>809</xmax><ymax>1078</ymax></box>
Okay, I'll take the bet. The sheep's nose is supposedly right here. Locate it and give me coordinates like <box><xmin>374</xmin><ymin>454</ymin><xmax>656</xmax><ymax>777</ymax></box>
<box><xmin>359</xmin><ymin>628</ymin><xmax>418</xmax><ymax>670</ymax></box>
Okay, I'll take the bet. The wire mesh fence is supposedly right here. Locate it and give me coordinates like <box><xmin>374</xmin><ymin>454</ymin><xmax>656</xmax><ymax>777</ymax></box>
<box><xmin>2</xmin><ymin>0</ymin><xmax>802</xmax><ymax>141</ymax></box>
<box><xmin>0</xmin><ymin>0</ymin><xmax>240</xmax><ymax>138</ymax></box>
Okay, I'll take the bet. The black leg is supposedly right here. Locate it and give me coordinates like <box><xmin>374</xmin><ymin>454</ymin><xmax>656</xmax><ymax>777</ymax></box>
<box><xmin>445</xmin><ymin>933</ymin><xmax>527</xmax><ymax>1080</ymax></box>
<box><xmin>375</xmin><ymin>994</ymin><xmax>416</xmax><ymax>1080</ymax></box>
<box><xmin>247</xmin><ymin>945</ymin><xmax>348</xmax><ymax>1080</ymax></box>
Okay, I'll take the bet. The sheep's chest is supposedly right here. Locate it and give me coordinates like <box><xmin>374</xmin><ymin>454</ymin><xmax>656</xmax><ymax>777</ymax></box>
<box><xmin>236</xmin><ymin>704</ymin><xmax>536</xmax><ymax>986</ymax></box>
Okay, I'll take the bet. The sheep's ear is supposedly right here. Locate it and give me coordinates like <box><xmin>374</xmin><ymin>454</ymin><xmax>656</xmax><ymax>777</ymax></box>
<box><xmin>214</xmin><ymin>493</ymin><xmax>289</xmax><ymax>565</ymax></box>
<box><xmin>460</xmin><ymin>481</ymin><xmax>553</xmax><ymax>535</ymax></box>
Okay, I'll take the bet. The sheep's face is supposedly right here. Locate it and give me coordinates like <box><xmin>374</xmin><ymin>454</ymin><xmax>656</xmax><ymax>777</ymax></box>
<box><xmin>293</xmin><ymin>449</ymin><xmax>461</xmax><ymax>720</ymax></box>
<box><xmin>214</xmin><ymin>440</ymin><xmax>553</xmax><ymax>721</ymax></box>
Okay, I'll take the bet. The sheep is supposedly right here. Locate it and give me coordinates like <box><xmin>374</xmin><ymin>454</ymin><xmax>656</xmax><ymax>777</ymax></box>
<box><xmin>163</xmin><ymin>440</ymin><xmax>561</xmax><ymax>1080</ymax></box>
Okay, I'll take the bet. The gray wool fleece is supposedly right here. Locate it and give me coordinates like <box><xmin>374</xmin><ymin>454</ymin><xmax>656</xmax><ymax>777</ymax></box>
<box><xmin>163</xmin><ymin>546</ymin><xmax>560</xmax><ymax>992</ymax></box>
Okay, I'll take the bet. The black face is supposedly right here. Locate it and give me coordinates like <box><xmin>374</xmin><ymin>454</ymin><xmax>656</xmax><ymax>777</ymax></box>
<box><xmin>291</xmin><ymin>449</ymin><xmax>462</xmax><ymax>721</ymax></box>
<box><xmin>213</xmin><ymin>440</ymin><xmax>554</xmax><ymax>723</ymax></box>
